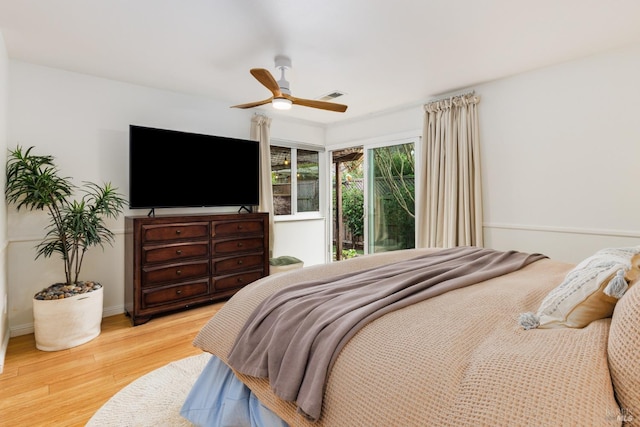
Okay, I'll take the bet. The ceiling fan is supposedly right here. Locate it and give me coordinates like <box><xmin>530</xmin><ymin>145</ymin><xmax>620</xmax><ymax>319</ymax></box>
<box><xmin>231</xmin><ymin>55</ymin><xmax>348</xmax><ymax>113</ymax></box>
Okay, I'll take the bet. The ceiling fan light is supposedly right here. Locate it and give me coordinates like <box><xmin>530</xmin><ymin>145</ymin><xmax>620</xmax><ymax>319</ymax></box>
<box><xmin>272</xmin><ymin>97</ymin><xmax>292</xmax><ymax>110</ymax></box>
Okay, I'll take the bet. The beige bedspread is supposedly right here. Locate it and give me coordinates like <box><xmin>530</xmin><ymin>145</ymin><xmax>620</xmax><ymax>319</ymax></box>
<box><xmin>193</xmin><ymin>248</ymin><xmax>622</xmax><ymax>426</ymax></box>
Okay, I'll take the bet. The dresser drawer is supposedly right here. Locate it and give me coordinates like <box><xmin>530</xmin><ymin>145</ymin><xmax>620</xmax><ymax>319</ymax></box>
<box><xmin>212</xmin><ymin>237</ymin><xmax>265</xmax><ymax>256</ymax></box>
<box><xmin>143</xmin><ymin>242</ymin><xmax>209</xmax><ymax>264</ymax></box>
<box><xmin>212</xmin><ymin>219</ymin><xmax>264</xmax><ymax>238</ymax></box>
<box><xmin>126</xmin><ymin>213</ymin><xmax>269</xmax><ymax>326</ymax></box>
<box><xmin>212</xmin><ymin>254</ymin><xmax>264</xmax><ymax>275</ymax></box>
<box><xmin>142</xmin><ymin>260</ymin><xmax>209</xmax><ymax>286</ymax></box>
<box><xmin>142</xmin><ymin>280</ymin><xmax>210</xmax><ymax>308</ymax></box>
<box><xmin>213</xmin><ymin>271</ymin><xmax>264</xmax><ymax>291</ymax></box>
<box><xmin>142</xmin><ymin>222</ymin><xmax>209</xmax><ymax>243</ymax></box>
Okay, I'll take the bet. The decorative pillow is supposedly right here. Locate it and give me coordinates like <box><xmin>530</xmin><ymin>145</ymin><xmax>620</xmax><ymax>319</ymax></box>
<box><xmin>519</xmin><ymin>247</ymin><xmax>640</xmax><ymax>329</ymax></box>
<box><xmin>269</xmin><ymin>255</ymin><xmax>303</xmax><ymax>267</ymax></box>
<box><xmin>269</xmin><ymin>256</ymin><xmax>304</xmax><ymax>275</ymax></box>
<box><xmin>608</xmin><ymin>277</ymin><xmax>640</xmax><ymax>424</ymax></box>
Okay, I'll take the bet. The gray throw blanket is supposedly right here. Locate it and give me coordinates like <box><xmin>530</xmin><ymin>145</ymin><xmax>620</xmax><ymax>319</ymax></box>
<box><xmin>227</xmin><ymin>246</ymin><xmax>546</xmax><ymax>421</ymax></box>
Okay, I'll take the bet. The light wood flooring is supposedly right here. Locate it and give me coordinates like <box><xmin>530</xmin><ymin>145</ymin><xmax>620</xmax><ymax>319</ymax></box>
<box><xmin>0</xmin><ymin>302</ymin><xmax>224</xmax><ymax>427</ymax></box>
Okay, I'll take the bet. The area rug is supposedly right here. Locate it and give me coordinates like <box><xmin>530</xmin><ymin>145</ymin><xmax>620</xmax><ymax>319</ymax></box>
<box><xmin>87</xmin><ymin>352</ymin><xmax>211</xmax><ymax>426</ymax></box>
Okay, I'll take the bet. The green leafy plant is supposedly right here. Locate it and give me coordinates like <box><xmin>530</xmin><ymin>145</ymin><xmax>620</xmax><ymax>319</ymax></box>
<box><xmin>342</xmin><ymin>184</ymin><xmax>364</xmax><ymax>240</ymax></box>
<box><xmin>5</xmin><ymin>146</ymin><xmax>126</xmax><ymax>286</ymax></box>
<box><xmin>341</xmin><ymin>248</ymin><xmax>358</xmax><ymax>259</ymax></box>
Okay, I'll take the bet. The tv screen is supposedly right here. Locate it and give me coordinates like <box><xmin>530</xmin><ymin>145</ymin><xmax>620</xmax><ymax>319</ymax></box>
<box><xmin>129</xmin><ymin>125</ymin><xmax>260</xmax><ymax>209</ymax></box>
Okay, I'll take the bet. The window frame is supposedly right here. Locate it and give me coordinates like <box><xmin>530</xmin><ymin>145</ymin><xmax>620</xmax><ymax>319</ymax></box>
<box><xmin>270</xmin><ymin>140</ymin><xmax>325</xmax><ymax>220</ymax></box>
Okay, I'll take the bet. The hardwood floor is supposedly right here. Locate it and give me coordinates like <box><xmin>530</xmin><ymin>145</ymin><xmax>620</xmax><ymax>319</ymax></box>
<box><xmin>0</xmin><ymin>302</ymin><xmax>224</xmax><ymax>427</ymax></box>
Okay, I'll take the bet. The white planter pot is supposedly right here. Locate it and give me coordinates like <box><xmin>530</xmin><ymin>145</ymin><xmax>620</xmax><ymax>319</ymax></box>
<box><xmin>33</xmin><ymin>286</ymin><xmax>103</xmax><ymax>351</ymax></box>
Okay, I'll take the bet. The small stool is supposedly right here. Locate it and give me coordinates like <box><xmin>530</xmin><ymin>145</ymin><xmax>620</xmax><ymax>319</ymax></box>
<box><xmin>269</xmin><ymin>256</ymin><xmax>304</xmax><ymax>275</ymax></box>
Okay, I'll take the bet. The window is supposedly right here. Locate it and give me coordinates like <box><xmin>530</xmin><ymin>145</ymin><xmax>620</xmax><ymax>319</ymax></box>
<box><xmin>271</xmin><ymin>145</ymin><xmax>320</xmax><ymax>216</ymax></box>
<box><xmin>271</xmin><ymin>146</ymin><xmax>291</xmax><ymax>215</ymax></box>
<box><xmin>297</xmin><ymin>149</ymin><xmax>320</xmax><ymax>212</ymax></box>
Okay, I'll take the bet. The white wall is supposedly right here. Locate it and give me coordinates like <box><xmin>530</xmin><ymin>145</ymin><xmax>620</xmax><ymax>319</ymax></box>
<box><xmin>6</xmin><ymin>61</ymin><xmax>326</xmax><ymax>335</ymax></box>
<box><xmin>274</xmin><ymin>217</ymin><xmax>326</xmax><ymax>266</ymax></box>
<box><xmin>479</xmin><ymin>44</ymin><xmax>640</xmax><ymax>261</ymax></box>
<box><xmin>325</xmin><ymin>44</ymin><xmax>640</xmax><ymax>264</ymax></box>
<box><xmin>325</xmin><ymin>106</ymin><xmax>423</xmax><ymax>147</ymax></box>
<box><xmin>0</xmin><ymin>31</ymin><xmax>9</xmax><ymax>371</ymax></box>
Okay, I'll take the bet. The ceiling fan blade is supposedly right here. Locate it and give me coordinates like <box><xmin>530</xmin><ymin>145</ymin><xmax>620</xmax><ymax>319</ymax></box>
<box><xmin>250</xmin><ymin>68</ymin><xmax>282</xmax><ymax>97</ymax></box>
<box><xmin>290</xmin><ymin>96</ymin><xmax>348</xmax><ymax>113</ymax></box>
<box><xmin>230</xmin><ymin>97</ymin><xmax>273</xmax><ymax>109</ymax></box>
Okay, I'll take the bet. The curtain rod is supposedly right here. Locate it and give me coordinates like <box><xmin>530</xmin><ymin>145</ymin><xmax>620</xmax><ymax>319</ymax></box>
<box><xmin>426</xmin><ymin>90</ymin><xmax>476</xmax><ymax>104</ymax></box>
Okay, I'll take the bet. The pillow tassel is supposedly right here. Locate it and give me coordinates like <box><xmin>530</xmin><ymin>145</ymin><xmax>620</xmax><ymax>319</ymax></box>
<box><xmin>518</xmin><ymin>312</ymin><xmax>540</xmax><ymax>330</ymax></box>
<box><xmin>603</xmin><ymin>269</ymin><xmax>628</xmax><ymax>299</ymax></box>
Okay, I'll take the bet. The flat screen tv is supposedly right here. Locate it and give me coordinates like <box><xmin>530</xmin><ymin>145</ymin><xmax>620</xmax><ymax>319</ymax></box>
<box><xmin>129</xmin><ymin>125</ymin><xmax>260</xmax><ymax>210</ymax></box>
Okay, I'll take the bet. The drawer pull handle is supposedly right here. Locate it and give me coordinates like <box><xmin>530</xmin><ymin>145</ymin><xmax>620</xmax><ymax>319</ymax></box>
<box><xmin>237</xmin><ymin>225</ymin><xmax>243</xmax><ymax>229</ymax></box>
<box><xmin>237</xmin><ymin>278</ymin><xmax>244</xmax><ymax>283</ymax></box>
<box><xmin>176</xmin><ymin>229</ymin><xmax>182</xmax><ymax>235</ymax></box>
<box><xmin>176</xmin><ymin>270</ymin><xmax>182</xmax><ymax>275</ymax></box>
<box><xmin>176</xmin><ymin>289</ymin><xmax>182</xmax><ymax>295</ymax></box>
<box><xmin>238</xmin><ymin>260</ymin><xmax>243</xmax><ymax>265</ymax></box>
<box><xmin>176</xmin><ymin>250</ymin><xmax>183</xmax><ymax>255</ymax></box>
<box><xmin>237</xmin><ymin>242</ymin><xmax>243</xmax><ymax>247</ymax></box>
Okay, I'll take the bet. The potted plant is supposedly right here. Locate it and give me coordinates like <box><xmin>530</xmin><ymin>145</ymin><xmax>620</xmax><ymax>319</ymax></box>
<box><xmin>5</xmin><ymin>145</ymin><xmax>126</xmax><ymax>351</ymax></box>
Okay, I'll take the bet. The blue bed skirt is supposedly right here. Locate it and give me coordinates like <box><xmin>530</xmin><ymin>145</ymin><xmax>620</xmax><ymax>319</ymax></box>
<box><xmin>180</xmin><ymin>354</ymin><xmax>289</xmax><ymax>427</ymax></box>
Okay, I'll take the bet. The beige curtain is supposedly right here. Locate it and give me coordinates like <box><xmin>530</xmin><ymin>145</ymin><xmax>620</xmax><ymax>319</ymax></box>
<box><xmin>417</xmin><ymin>93</ymin><xmax>483</xmax><ymax>248</ymax></box>
<box><xmin>250</xmin><ymin>114</ymin><xmax>274</xmax><ymax>256</ymax></box>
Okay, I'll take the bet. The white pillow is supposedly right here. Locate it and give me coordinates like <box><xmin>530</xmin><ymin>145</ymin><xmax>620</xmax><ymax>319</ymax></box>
<box><xmin>519</xmin><ymin>247</ymin><xmax>640</xmax><ymax>329</ymax></box>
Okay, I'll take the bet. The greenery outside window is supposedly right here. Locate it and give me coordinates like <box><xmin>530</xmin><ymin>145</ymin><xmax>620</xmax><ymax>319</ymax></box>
<box><xmin>271</xmin><ymin>145</ymin><xmax>320</xmax><ymax>216</ymax></box>
<box><xmin>296</xmin><ymin>149</ymin><xmax>319</xmax><ymax>212</ymax></box>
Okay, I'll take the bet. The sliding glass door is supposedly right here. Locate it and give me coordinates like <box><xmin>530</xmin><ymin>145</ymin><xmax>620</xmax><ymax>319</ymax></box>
<box><xmin>366</xmin><ymin>142</ymin><xmax>416</xmax><ymax>253</ymax></box>
<box><xmin>330</xmin><ymin>139</ymin><xmax>416</xmax><ymax>261</ymax></box>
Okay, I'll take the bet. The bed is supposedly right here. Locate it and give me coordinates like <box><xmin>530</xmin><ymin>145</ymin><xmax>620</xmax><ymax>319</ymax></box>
<box><xmin>181</xmin><ymin>246</ymin><xmax>640</xmax><ymax>426</ymax></box>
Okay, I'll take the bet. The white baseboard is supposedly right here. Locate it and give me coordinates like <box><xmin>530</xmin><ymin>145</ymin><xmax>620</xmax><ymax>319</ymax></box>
<box><xmin>9</xmin><ymin>303</ymin><xmax>126</xmax><ymax>338</ymax></box>
<box><xmin>9</xmin><ymin>322</ymin><xmax>33</xmax><ymax>337</ymax></box>
<box><xmin>103</xmin><ymin>304</ymin><xmax>125</xmax><ymax>318</ymax></box>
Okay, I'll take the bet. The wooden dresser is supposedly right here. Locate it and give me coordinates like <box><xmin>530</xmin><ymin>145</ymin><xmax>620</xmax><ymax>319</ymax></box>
<box><xmin>125</xmin><ymin>212</ymin><xmax>269</xmax><ymax>325</ymax></box>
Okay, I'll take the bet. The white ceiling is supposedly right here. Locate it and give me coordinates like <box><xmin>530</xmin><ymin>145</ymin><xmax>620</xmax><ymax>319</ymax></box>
<box><xmin>1</xmin><ymin>0</ymin><xmax>640</xmax><ymax>125</ymax></box>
